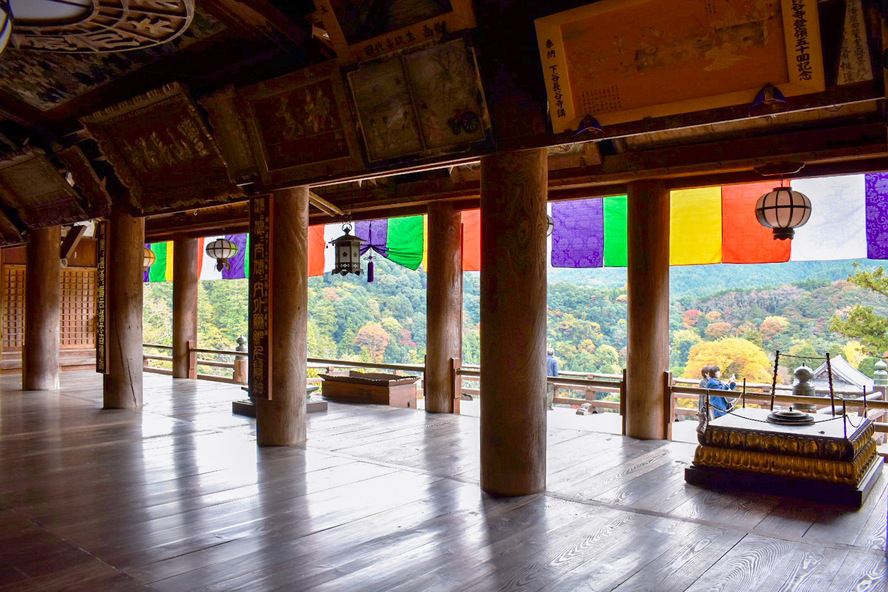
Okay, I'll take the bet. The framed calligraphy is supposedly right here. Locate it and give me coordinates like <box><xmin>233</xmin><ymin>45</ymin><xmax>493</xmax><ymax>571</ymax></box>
<box><xmin>249</xmin><ymin>195</ymin><xmax>272</xmax><ymax>400</ymax></box>
<box><xmin>240</xmin><ymin>62</ymin><xmax>365</xmax><ymax>188</ymax></box>
<box><xmin>535</xmin><ymin>0</ymin><xmax>825</xmax><ymax>133</ymax></box>
<box><xmin>81</xmin><ymin>82</ymin><xmax>242</xmax><ymax>215</ymax></box>
<box><xmin>313</xmin><ymin>0</ymin><xmax>475</xmax><ymax>64</ymax></box>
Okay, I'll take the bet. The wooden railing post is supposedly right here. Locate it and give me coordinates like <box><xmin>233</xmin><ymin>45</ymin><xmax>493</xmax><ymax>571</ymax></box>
<box><xmin>663</xmin><ymin>370</ymin><xmax>674</xmax><ymax>440</ymax></box>
<box><xmin>620</xmin><ymin>368</ymin><xmax>627</xmax><ymax>435</ymax></box>
<box><xmin>451</xmin><ymin>357</ymin><xmax>462</xmax><ymax>414</ymax></box>
<box><xmin>233</xmin><ymin>335</ymin><xmax>248</xmax><ymax>384</ymax></box>
<box><xmin>187</xmin><ymin>340</ymin><xmax>197</xmax><ymax>379</ymax></box>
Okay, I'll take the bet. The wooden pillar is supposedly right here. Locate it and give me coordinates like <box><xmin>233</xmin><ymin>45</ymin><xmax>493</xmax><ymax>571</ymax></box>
<box><xmin>426</xmin><ymin>202</ymin><xmax>462</xmax><ymax>413</ymax></box>
<box><xmin>256</xmin><ymin>187</ymin><xmax>309</xmax><ymax>446</ymax></box>
<box><xmin>23</xmin><ymin>226</ymin><xmax>60</xmax><ymax>391</ymax></box>
<box><xmin>626</xmin><ymin>180</ymin><xmax>670</xmax><ymax>440</ymax></box>
<box><xmin>479</xmin><ymin>148</ymin><xmax>548</xmax><ymax>496</ymax></box>
<box><xmin>172</xmin><ymin>237</ymin><xmax>199</xmax><ymax>379</ymax></box>
<box><xmin>103</xmin><ymin>209</ymin><xmax>144</xmax><ymax>409</ymax></box>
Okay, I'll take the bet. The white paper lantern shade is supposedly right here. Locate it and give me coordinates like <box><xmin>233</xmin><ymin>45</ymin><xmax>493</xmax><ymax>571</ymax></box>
<box><xmin>142</xmin><ymin>246</ymin><xmax>156</xmax><ymax>270</ymax></box>
<box><xmin>205</xmin><ymin>237</ymin><xmax>239</xmax><ymax>271</ymax></box>
<box><xmin>0</xmin><ymin>0</ymin><xmax>11</xmax><ymax>58</ymax></box>
<box><xmin>754</xmin><ymin>187</ymin><xmax>812</xmax><ymax>240</ymax></box>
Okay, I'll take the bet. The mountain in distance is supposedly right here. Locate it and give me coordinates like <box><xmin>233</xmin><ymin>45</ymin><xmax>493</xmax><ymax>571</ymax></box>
<box><xmin>547</xmin><ymin>259</ymin><xmax>885</xmax><ymax>299</ymax></box>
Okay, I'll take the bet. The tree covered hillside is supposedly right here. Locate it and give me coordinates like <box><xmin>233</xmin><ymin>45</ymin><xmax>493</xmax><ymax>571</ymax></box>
<box><xmin>143</xmin><ymin>257</ymin><xmax>888</xmax><ymax>383</ymax></box>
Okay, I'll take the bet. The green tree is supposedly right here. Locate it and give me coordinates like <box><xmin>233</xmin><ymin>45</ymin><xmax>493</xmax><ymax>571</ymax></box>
<box><xmin>830</xmin><ymin>266</ymin><xmax>888</xmax><ymax>354</ymax></box>
<box><xmin>671</xmin><ymin>329</ymin><xmax>701</xmax><ymax>370</ymax></box>
<box><xmin>354</xmin><ymin>322</ymin><xmax>390</xmax><ymax>362</ymax></box>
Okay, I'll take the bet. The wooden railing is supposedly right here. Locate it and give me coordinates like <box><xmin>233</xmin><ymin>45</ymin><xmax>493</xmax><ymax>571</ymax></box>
<box><xmin>454</xmin><ymin>362</ymin><xmax>626</xmax><ymax>421</ymax></box>
<box><xmin>143</xmin><ymin>342</ymin><xmax>247</xmax><ymax>384</ymax></box>
<box><xmin>141</xmin><ymin>346</ymin><xmax>888</xmax><ymax>440</ymax></box>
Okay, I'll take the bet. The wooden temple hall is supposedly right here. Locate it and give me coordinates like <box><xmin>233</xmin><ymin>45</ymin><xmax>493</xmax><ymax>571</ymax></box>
<box><xmin>3</xmin><ymin>0</ymin><xmax>888</xmax><ymax>590</ymax></box>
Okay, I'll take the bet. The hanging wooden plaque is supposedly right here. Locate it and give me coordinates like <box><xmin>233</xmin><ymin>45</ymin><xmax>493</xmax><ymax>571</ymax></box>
<box><xmin>248</xmin><ymin>195</ymin><xmax>272</xmax><ymax>400</ymax></box>
<box><xmin>535</xmin><ymin>0</ymin><xmax>826</xmax><ymax>133</ymax></box>
<box><xmin>81</xmin><ymin>82</ymin><xmax>242</xmax><ymax>215</ymax></box>
<box><xmin>240</xmin><ymin>62</ymin><xmax>365</xmax><ymax>188</ymax></box>
<box><xmin>95</xmin><ymin>220</ymin><xmax>108</xmax><ymax>374</ymax></box>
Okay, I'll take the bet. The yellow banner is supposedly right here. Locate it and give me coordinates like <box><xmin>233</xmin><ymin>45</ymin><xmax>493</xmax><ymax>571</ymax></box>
<box><xmin>670</xmin><ymin>187</ymin><xmax>722</xmax><ymax>266</ymax></box>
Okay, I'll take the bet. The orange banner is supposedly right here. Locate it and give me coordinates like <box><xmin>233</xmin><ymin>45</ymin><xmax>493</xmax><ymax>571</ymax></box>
<box><xmin>462</xmin><ymin>209</ymin><xmax>481</xmax><ymax>271</ymax></box>
<box><xmin>721</xmin><ymin>182</ymin><xmax>790</xmax><ymax>264</ymax></box>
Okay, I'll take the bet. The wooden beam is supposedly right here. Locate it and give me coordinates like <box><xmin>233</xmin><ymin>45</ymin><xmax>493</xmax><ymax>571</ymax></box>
<box><xmin>480</xmin><ymin>148</ymin><xmax>548</xmax><ymax>496</ymax></box>
<box><xmin>23</xmin><ymin>227</ymin><xmax>60</xmax><ymax>391</ymax></box>
<box><xmin>172</xmin><ymin>238</ymin><xmax>199</xmax><ymax>379</ymax></box>
<box><xmin>425</xmin><ymin>203</ymin><xmax>462</xmax><ymax>414</ymax></box>
<box><xmin>256</xmin><ymin>187</ymin><xmax>309</xmax><ymax>446</ymax></box>
<box><xmin>625</xmin><ymin>180</ymin><xmax>670</xmax><ymax>440</ymax></box>
<box><xmin>103</xmin><ymin>209</ymin><xmax>144</xmax><ymax>409</ymax></box>
<box><xmin>144</xmin><ymin>120</ymin><xmax>888</xmax><ymax>240</ymax></box>
<box><xmin>59</xmin><ymin>224</ymin><xmax>86</xmax><ymax>262</ymax></box>
<box><xmin>308</xmin><ymin>191</ymin><xmax>344</xmax><ymax>216</ymax></box>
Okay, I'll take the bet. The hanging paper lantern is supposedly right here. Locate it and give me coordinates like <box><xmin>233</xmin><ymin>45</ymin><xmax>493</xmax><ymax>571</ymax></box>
<box><xmin>755</xmin><ymin>187</ymin><xmax>812</xmax><ymax>240</ymax></box>
<box><xmin>142</xmin><ymin>246</ymin><xmax>156</xmax><ymax>270</ymax></box>
<box><xmin>205</xmin><ymin>237</ymin><xmax>239</xmax><ymax>271</ymax></box>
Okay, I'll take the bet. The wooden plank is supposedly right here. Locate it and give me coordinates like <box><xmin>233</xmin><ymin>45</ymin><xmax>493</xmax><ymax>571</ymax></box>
<box><xmin>0</xmin><ymin>370</ymin><xmax>885</xmax><ymax>592</ymax></box>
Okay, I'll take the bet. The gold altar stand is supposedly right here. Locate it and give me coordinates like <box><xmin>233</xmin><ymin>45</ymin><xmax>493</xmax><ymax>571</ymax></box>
<box><xmin>685</xmin><ymin>408</ymin><xmax>883</xmax><ymax>508</ymax></box>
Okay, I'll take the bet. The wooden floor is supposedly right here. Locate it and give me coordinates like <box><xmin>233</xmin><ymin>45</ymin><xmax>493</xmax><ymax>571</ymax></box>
<box><xmin>0</xmin><ymin>372</ymin><xmax>886</xmax><ymax>592</ymax></box>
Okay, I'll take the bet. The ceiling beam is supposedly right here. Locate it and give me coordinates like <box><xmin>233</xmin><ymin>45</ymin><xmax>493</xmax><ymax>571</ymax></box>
<box><xmin>145</xmin><ymin>119</ymin><xmax>888</xmax><ymax>240</ymax></box>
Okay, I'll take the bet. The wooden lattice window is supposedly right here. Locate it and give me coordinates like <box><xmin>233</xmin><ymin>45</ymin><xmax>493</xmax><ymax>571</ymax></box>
<box><xmin>2</xmin><ymin>265</ymin><xmax>25</xmax><ymax>351</ymax></box>
<box><xmin>1</xmin><ymin>266</ymin><xmax>97</xmax><ymax>352</ymax></box>
<box><xmin>60</xmin><ymin>268</ymin><xmax>96</xmax><ymax>349</ymax></box>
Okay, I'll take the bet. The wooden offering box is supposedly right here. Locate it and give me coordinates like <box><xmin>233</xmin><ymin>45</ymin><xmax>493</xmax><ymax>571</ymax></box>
<box><xmin>320</xmin><ymin>371</ymin><xmax>420</xmax><ymax>408</ymax></box>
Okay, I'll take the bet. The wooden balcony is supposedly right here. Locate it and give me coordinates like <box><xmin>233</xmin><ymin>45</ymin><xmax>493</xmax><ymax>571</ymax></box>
<box><xmin>0</xmin><ymin>370</ymin><xmax>885</xmax><ymax>591</ymax></box>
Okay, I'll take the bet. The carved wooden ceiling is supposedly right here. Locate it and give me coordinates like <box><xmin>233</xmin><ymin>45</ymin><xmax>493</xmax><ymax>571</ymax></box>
<box><xmin>0</xmin><ymin>0</ymin><xmax>883</xmax><ymax>246</ymax></box>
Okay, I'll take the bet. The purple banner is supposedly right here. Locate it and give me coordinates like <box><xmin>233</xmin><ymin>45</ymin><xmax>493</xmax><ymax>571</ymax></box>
<box><xmin>143</xmin><ymin>243</ymin><xmax>150</xmax><ymax>282</ymax></box>
<box><xmin>222</xmin><ymin>234</ymin><xmax>248</xmax><ymax>279</ymax></box>
<box><xmin>865</xmin><ymin>173</ymin><xmax>888</xmax><ymax>259</ymax></box>
<box><xmin>551</xmin><ymin>199</ymin><xmax>604</xmax><ymax>268</ymax></box>
<box><xmin>354</xmin><ymin>219</ymin><xmax>388</xmax><ymax>257</ymax></box>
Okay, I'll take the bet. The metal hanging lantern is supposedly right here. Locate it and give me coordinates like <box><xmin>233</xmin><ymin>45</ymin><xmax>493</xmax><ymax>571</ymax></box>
<box><xmin>142</xmin><ymin>246</ymin><xmax>156</xmax><ymax>270</ymax></box>
<box><xmin>329</xmin><ymin>223</ymin><xmax>365</xmax><ymax>276</ymax></box>
<box><xmin>205</xmin><ymin>237</ymin><xmax>238</xmax><ymax>271</ymax></box>
<box><xmin>754</xmin><ymin>187</ymin><xmax>812</xmax><ymax>240</ymax></box>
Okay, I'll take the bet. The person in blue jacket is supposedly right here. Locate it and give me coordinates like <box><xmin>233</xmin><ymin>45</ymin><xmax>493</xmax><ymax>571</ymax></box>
<box><xmin>546</xmin><ymin>347</ymin><xmax>559</xmax><ymax>410</ymax></box>
<box><xmin>705</xmin><ymin>365</ymin><xmax>736</xmax><ymax>418</ymax></box>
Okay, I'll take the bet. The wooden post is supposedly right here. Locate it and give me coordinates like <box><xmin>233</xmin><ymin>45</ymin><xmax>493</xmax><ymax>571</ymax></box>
<box><xmin>620</xmin><ymin>368</ymin><xmax>627</xmax><ymax>435</ymax></box>
<box><xmin>256</xmin><ymin>187</ymin><xmax>309</xmax><ymax>446</ymax></box>
<box><xmin>187</xmin><ymin>340</ymin><xmax>197</xmax><ymax>379</ymax></box>
<box><xmin>23</xmin><ymin>226</ymin><xmax>60</xmax><ymax>391</ymax></box>
<box><xmin>479</xmin><ymin>148</ymin><xmax>547</xmax><ymax>496</ymax></box>
<box><xmin>103</xmin><ymin>209</ymin><xmax>144</xmax><ymax>409</ymax></box>
<box><xmin>663</xmin><ymin>371</ymin><xmax>674</xmax><ymax>440</ymax></box>
<box><xmin>426</xmin><ymin>202</ymin><xmax>462</xmax><ymax>413</ymax></box>
<box><xmin>450</xmin><ymin>357</ymin><xmax>462</xmax><ymax>414</ymax></box>
<box><xmin>626</xmin><ymin>180</ymin><xmax>670</xmax><ymax>440</ymax></box>
<box><xmin>172</xmin><ymin>237</ymin><xmax>199</xmax><ymax>378</ymax></box>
